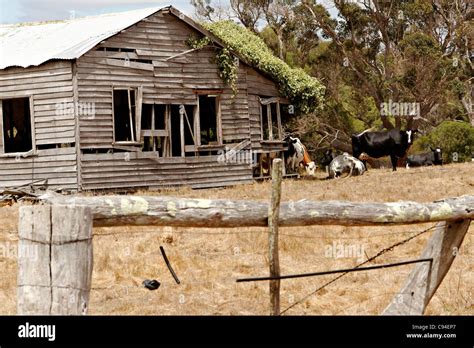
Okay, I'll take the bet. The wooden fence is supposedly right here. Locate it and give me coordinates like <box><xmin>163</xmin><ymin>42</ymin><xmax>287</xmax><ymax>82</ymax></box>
<box><xmin>16</xmin><ymin>159</ymin><xmax>473</xmax><ymax>315</ymax></box>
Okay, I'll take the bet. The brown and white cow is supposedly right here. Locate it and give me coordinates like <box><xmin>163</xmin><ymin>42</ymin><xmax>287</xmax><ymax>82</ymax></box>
<box><xmin>284</xmin><ymin>136</ymin><xmax>317</xmax><ymax>176</ymax></box>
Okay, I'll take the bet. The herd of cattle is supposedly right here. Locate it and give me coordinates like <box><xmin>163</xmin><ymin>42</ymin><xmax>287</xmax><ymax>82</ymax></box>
<box><xmin>284</xmin><ymin>128</ymin><xmax>444</xmax><ymax>179</ymax></box>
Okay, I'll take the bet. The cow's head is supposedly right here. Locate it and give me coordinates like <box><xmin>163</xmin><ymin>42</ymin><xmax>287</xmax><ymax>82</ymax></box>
<box><xmin>305</xmin><ymin>161</ymin><xmax>317</xmax><ymax>176</ymax></box>
<box><xmin>283</xmin><ymin>135</ymin><xmax>298</xmax><ymax>144</ymax></box>
<box><xmin>430</xmin><ymin>146</ymin><xmax>443</xmax><ymax>165</ymax></box>
<box><xmin>405</xmin><ymin>129</ymin><xmax>419</xmax><ymax>145</ymax></box>
<box><xmin>358</xmin><ymin>152</ymin><xmax>370</xmax><ymax>161</ymax></box>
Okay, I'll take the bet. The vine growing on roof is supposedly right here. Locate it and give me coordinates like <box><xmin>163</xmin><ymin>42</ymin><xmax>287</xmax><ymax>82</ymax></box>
<box><xmin>186</xmin><ymin>35</ymin><xmax>239</xmax><ymax>95</ymax></box>
<box><xmin>204</xmin><ymin>21</ymin><xmax>326</xmax><ymax>114</ymax></box>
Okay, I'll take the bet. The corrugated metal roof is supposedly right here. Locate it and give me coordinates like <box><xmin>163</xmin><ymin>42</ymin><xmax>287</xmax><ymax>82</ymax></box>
<box><xmin>0</xmin><ymin>6</ymin><xmax>163</xmax><ymax>69</ymax></box>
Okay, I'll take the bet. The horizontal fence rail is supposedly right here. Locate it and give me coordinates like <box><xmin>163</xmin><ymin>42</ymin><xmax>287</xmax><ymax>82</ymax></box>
<box><xmin>39</xmin><ymin>192</ymin><xmax>474</xmax><ymax>228</ymax></box>
<box><xmin>15</xmin><ymin>175</ymin><xmax>472</xmax><ymax>316</ymax></box>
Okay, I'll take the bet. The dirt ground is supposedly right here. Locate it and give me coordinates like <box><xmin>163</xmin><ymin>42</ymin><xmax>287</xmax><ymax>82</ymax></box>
<box><xmin>0</xmin><ymin>162</ymin><xmax>473</xmax><ymax>315</ymax></box>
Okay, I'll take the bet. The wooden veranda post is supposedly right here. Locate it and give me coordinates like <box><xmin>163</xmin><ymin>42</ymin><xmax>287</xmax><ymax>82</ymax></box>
<box><xmin>269</xmin><ymin>158</ymin><xmax>283</xmax><ymax>315</ymax></box>
<box><xmin>17</xmin><ymin>205</ymin><xmax>93</xmax><ymax>315</ymax></box>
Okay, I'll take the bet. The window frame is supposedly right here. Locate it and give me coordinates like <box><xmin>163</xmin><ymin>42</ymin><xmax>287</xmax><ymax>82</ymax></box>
<box><xmin>0</xmin><ymin>96</ymin><xmax>36</xmax><ymax>158</ymax></box>
<box><xmin>140</xmin><ymin>104</ymin><xmax>171</xmax><ymax>156</ymax></box>
<box><xmin>260</xmin><ymin>97</ymin><xmax>282</xmax><ymax>141</ymax></box>
<box><xmin>195</xmin><ymin>90</ymin><xmax>223</xmax><ymax>148</ymax></box>
<box><xmin>112</xmin><ymin>86</ymin><xmax>143</xmax><ymax>146</ymax></box>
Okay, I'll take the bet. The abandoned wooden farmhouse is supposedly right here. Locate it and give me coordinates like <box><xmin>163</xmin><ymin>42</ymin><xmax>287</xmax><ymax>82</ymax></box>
<box><xmin>0</xmin><ymin>6</ymin><xmax>296</xmax><ymax>191</ymax></box>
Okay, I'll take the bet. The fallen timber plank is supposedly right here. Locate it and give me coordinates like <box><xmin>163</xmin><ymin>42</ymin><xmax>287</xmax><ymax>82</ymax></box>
<box><xmin>38</xmin><ymin>193</ymin><xmax>474</xmax><ymax>228</ymax></box>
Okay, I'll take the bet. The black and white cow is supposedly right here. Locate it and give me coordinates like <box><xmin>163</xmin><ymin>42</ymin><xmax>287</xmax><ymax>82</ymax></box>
<box><xmin>284</xmin><ymin>136</ymin><xmax>317</xmax><ymax>176</ymax></box>
<box><xmin>351</xmin><ymin>128</ymin><xmax>416</xmax><ymax>171</ymax></box>
<box><xmin>328</xmin><ymin>153</ymin><xmax>366</xmax><ymax>178</ymax></box>
<box><xmin>406</xmin><ymin>147</ymin><xmax>442</xmax><ymax>168</ymax></box>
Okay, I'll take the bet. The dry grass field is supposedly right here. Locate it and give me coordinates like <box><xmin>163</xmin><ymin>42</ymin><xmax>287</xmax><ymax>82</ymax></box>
<box><xmin>0</xmin><ymin>162</ymin><xmax>473</xmax><ymax>315</ymax></box>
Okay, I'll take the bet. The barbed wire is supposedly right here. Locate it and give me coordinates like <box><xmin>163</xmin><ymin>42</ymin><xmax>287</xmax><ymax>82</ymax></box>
<box><xmin>279</xmin><ymin>224</ymin><xmax>438</xmax><ymax>315</ymax></box>
<box><xmin>90</xmin><ymin>225</ymin><xmax>438</xmax><ymax>240</ymax></box>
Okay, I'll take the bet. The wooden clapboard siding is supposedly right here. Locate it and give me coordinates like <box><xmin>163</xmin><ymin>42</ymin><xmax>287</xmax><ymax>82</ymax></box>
<box><xmin>0</xmin><ymin>61</ymin><xmax>78</xmax><ymax>190</ymax></box>
<box><xmin>0</xmin><ymin>61</ymin><xmax>76</xmax><ymax>146</ymax></box>
<box><xmin>76</xmin><ymin>10</ymin><xmax>253</xmax><ymax>150</ymax></box>
<box><xmin>246</xmin><ymin>67</ymin><xmax>282</xmax><ymax>152</ymax></box>
<box><xmin>48</xmin><ymin>10</ymin><xmax>282</xmax><ymax>190</ymax></box>
<box><xmin>247</xmin><ymin>94</ymin><xmax>262</xmax><ymax>151</ymax></box>
<box><xmin>81</xmin><ymin>152</ymin><xmax>253</xmax><ymax>190</ymax></box>
<box><xmin>0</xmin><ymin>147</ymin><xmax>78</xmax><ymax>189</ymax></box>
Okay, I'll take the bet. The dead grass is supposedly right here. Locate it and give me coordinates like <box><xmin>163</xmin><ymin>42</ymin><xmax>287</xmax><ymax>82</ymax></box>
<box><xmin>0</xmin><ymin>163</ymin><xmax>473</xmax><ymax>315</ymax></box>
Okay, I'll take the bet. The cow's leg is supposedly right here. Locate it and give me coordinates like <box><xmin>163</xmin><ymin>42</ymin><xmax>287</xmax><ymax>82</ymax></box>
<box><xmin>390</xmin><ymin>155</ymin><xmax>398</xmax><ymax>171</ymax></box>
<box><xmin>362</xmin><ymin>160</ymin><xmax>368</xmax><ymax>171</ymax></box>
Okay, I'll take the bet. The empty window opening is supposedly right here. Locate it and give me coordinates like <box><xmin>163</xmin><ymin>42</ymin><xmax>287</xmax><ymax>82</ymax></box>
<box><xmin>270</xmin><ymin>103</ymin><xmax>279</xmax><ymax>138</ymax></box>
<box><xmin>261</xmin><ymin>104</ymin><xmax>269</xmax><ymax>140</ymax></box>
<box><xmin>141</xmin><ymin>104</ymin><xmax>168</xmax><ymax>156</ymax></box>
<box><xmin>113</xmin><ymin>89</ymin><xmax>137</xmax><ymax>142</ymax></box>
<box><xmin>184</xmin><ymin>107</ymin><xmax>195</xmax><ymax>147</ymax></box>
<box><xmin>1</xmin><ymin>98</ymin><xmax>33</xmax><ymax>153</ymax></box>
<box><xmin>169</xmin><ymin>105</ymin><xmax>196</xmax><ymax>157</ymax></box>
<box><xmin>170</xmin><ymin>106</ymin><xmax>182</xmax><ymax>157</ymax></box>
<box><xmin>37</xmin><ymin>143</ymin><xmax>74</xmax><ymax>150</ymax></box>
<box><xmin>199</xmin><ymin>95</ymin><xmax>218</xmax><ymax>145</ymax></box>
<box><xmin>260</xmin><ymin>97</ymin><xmax>282</xmax><ymax>141</ymax></box>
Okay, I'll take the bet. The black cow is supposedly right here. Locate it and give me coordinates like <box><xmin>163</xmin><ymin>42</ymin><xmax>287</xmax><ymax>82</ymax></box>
<box><xmin>406</xmin><ymin>147</ymin><xmax>442</xmax><ymax>168</ymax></box>
<box><xmin>320</xmin><ymin>149</ymin><xmax>337</xmax><ymax>167</ymax></box>
<box><xmin>351</xmin><ymin>128</ymin><xmax>416</xmax><ymax>171</ymax></box>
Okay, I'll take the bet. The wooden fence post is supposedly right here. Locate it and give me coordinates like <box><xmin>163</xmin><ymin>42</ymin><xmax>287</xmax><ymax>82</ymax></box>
<box><xmin>17</xmin><ymin>205</ymin><xmax>93</xmax><ymax>315</ymax></box>
<box><xmin>383</xmin><ymin>219</ymin><xmax>471</xmax><ymax>315</ymax></box>
<box><xmin>269</xmin><ymin>158</ymin><xmax>283</xmax><ymax>316</ymax></box>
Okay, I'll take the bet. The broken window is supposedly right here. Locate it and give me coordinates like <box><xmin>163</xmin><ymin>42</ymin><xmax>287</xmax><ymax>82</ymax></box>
<box><xmin>170</xmin><ymin>105</ymin><xmax>195</xmax><ymax>157</ymax></box>
<box><xmin>113</xmin><ymin>88</ymin><xmax>142</xmax><ymax>143</ymax></box>
<box><xmin>199</xmin><ymin>95</ymin><xmax>219</xmax><ymax>145</ymax></box>
<box><xmin>141</xmin><ymin>104</ymin><xmax>169</xmax><ymax>156</ymax></box>
<box><xmin>136</xmin><ymin>93</ymin><xmax>222</xmax><ymax>158</ymax></box>
<box><xmin>260</xmin><ymin>97</ymin><xmax>282</xmax><ymax>141</ymax></box>
<box><xmin>1</xmin><ymin>97</ymin><xmax>33</xmax><ymax>153</ymax></box>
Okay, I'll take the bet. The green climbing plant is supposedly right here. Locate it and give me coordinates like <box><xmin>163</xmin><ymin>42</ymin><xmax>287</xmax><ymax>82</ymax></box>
<box><xmin>204</xmin><ymin>20</ymin><xmax>325</xmax><ymax>114</ymax></box>
<box><xmin>187</xmin><ymin>35</ymin><xmax>238</xmax><ymax>95</ymax></box>
<box><xmin>186</xmin><ymin>21</ymin><xmax>325</xmax><ymax>113</ymax></box>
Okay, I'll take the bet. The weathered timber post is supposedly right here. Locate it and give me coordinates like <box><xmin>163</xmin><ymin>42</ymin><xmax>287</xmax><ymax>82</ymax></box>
<box><xmin>269</xmin><ymin>158</ymin><xmax>283</xmax><ymax>315</ymax></box>
<box><xmin>17</xmin><ymin>205</ymin><xmax>93</xmax><ymax>315</ymax></box>
<box><xmin>383</xmin><ymin>219</ymin><xmax>471</xmax><ymax>315</ymax></box>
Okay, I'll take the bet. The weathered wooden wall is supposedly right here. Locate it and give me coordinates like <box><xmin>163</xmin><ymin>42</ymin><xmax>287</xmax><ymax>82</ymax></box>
<box><xmin>76</xmin><ymin>11</ymin><xmax>252</xmax><ymax>148</ymax></box>
<box><xmin>0</xmin><ymin>61</ymin><xmax>78</xmax><ymax>189</ymax></box>
<box><xmin>81</xmin><ymin>153</ymin><xmax>253</xmax><ymax>190</ymax></box>
<box><xmin>246</xmin><ymin>67</ymin><xmax>282</xmax><ymax>152</ymax></box>
<box><xmin>75</xmin><ymin>10</ymin><xmax>273</xmax><ymax>189</ymax></box>
<box><xmin>0</xmin><ymin>10</ymin><xmax>284</xmax><ymax>191</ymax></box>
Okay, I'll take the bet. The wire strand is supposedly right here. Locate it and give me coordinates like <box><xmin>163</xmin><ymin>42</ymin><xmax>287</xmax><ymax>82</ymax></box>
<box><xmin>279</xmin><ymin>224</ymin><xmax>438</xmax><ymax>315</ymax></box>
